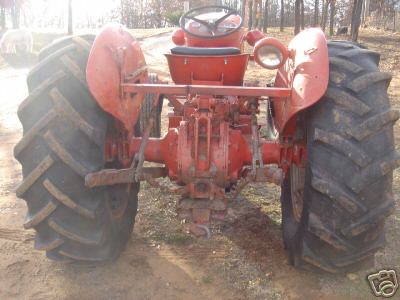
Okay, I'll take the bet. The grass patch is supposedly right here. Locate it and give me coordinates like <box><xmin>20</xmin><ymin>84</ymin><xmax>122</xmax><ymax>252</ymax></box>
<box><xmin>150</xmin><ymin>231</ymin><xmax>193</xmax><ymax>246</ymax></box>
<box><xmin>201</xmin><ymin>275</ymin><xmax>214</xmax><ymax>284</ymax></box>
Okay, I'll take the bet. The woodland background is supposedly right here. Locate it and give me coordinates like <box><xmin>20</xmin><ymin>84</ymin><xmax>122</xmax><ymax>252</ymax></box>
<box><xmin>0</xmin><ymin>0</ymin><xmax>399</xmax><ymax>41</ymax></box>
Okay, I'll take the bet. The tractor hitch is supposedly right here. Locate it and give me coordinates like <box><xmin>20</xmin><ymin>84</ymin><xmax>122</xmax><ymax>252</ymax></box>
<box><xmin>85</xmin><ymin>167</ymin><xmax>167</xmax><ymax>188</ymax></box>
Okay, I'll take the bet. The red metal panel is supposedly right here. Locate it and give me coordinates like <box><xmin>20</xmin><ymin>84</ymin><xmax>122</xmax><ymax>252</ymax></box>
<box><xmin>181</xmin><ymin>12</ymin><xmax>245</xmax><ymax>48</ymax></box>
<box><xmin>165</xmin><ymin>54</ymin><xmax>249</xmax><ymax>85</ymax></box>
<box><xmin>273</xmin><ymin>28</ymin><xmax>329</xmax><ymax>136</ymax></box>
<box><xmin>185</xmin><ymin>27</ymin><xmax>245</xmax><ymax>48</ymax></box>
<box><xmin>245</xmin><ymin>29</ymin><xmax>265</xmax><ymax>46</ymax></box>
<box><xmin>123</xmin><ymin>83</ymin><xmax>291</xmax><ymax>97</ymax></box>
<box><xmin>86</xmin><ymin>23</ymin><xmax>147</xmax><ymax>132</ymax></box>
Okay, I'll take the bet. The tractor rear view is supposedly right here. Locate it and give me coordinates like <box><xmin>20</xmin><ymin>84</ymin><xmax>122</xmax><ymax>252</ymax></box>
<box><xmin>14</xmin><ymin>6</ymin><xmax>399</xmax><ymax>272</ymax></box>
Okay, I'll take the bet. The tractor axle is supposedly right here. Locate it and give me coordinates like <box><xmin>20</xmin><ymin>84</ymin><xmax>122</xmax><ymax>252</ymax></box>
<box><xmin>85</xmin><ymin>93</ymin><xmax>305</xmax><ymax>230</ymax></box>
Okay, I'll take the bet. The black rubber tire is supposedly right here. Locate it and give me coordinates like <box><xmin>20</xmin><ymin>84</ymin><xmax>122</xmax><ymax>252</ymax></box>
<box><xmin>281</xmin><ymin>41</ymin><xmax>399</xmax><ymax>273</ymax></box>
<box><xmin>14</xmin><ymin>35</ymin><xmax>139</xmax><ymax>262</ymax></box>
<box><xmin>38</xmin><ymin>35</ymin><xmax>95</xmax><ymax>62</ymax></box>
<box><xmin>135</xmin><ymin>73</ymin><xmax>163</xmax><ymax>137</ymax></box>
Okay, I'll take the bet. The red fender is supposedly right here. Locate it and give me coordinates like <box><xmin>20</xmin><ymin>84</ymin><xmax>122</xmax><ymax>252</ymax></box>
<box><xmin>273</xmin><ymin>28</ymin><xmax>329</xmax><ymax>136</ymax></box>
<box><xmin>86</xmin><ymin>23</ymin><xmax>147</xmax><ymax>132</ymax></box>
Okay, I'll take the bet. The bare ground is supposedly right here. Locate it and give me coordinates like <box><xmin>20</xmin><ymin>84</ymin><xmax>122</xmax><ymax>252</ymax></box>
<box><xmin>0</xmin><ymin>28</ymin><xmax>399</xmax><ymax>300</ymax></box>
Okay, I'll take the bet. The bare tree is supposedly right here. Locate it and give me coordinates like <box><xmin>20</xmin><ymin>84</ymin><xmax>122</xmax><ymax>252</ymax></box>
<box><xmin>262</xmin><ymin>0</ymin><xmax>268</xmax><ymax>32</ymax></box>
<box><xmin>280</xmin><ymin>0</ymin><xmax>284</xmax><ymax>31</ymax></box>
<box><xmin>68</xmin><ymin>0</ymin><xmax>73</xmax><ymax>35</ymax></box>
<box><xmin>11</xmin><ymin>0</ymin><xmax>20</xmax><ymax>29</ymax></box>
<box><xmin>313</xmin><ymin>0</ymin><xmax>319</xmax><ymax>26</ymax></box>
<box><xmin>329</xmin><ymin>0</ymin><xmax>335</xmax><ymax>35</ymax></box>
<box><xmin>258</xmin><ymin>0</ymin><xmax>263</xmax><ymax>28</ymax></box>
<box><xmin>1</xmin><ymin>7</ymin><xmax>5</xmax><ymax>30</ymax></box>
<box><xmin>351</xmin><ymin>0</ymin><xmax>363</xmax><ymax>41</ymax></box>
<box><xmin>295</xmin><ymin>0</ymin><xmax>300</xmax><ymax>33</ymax></box>
<box><xmin>248</xmin><ymin>0</ymin><xmax>253</xmax><ymax>28</ymax></box>
<box><xmin>253</xmin><ymin>0</ymin><xmax>258</xmax><ymax>27</ymax></box>
<box><xmin>294</xmin><ymin>0</ymin><xmax>304</xmax><ymax>33</ymax></box>
<box><xmin>363</xmin><ymin>0</ymin><xmax>370</xmax><ymax>23</ymax></box>
<box><xmin>321</xmin><ymin>0</ymin><xmax>329</xmax><ymax>31</ymax></box>
<box><xmin>241</xmin><ymin>0</ymin><xmax>247</xmax><ymax>20</ymax></box>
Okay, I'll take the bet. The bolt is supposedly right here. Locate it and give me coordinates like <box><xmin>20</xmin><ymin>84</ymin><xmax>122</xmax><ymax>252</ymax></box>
<box><xmin>196</xmin><ymin>182</ymin><xmax>209</xmax><ymax>193</ymax></box>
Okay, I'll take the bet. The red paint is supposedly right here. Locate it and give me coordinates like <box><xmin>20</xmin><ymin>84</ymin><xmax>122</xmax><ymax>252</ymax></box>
<box><xmin>172</xmin><ymin>28</ymin><xmax>185</xmax><ymax>46</ymax></box>
<box><xmin>184</xmin><ymin>15</ymin><xmax>245</xmax><ymax>48</ymax></box>
<box><xmin>89</xmin><ymin>21</ymin><xmax>326</xmax><ymax>223</ymax></box>
<box><xmin>86</xmin><ymin>24</ymin><xmax>147</xmax><ymax>133</ymax></box>
<box><xmin>245</xmin><ymin>29</ymin><xmax>265</xmax><ymax>46</ymax></box>
<box><xmin>273</xmin><ymin>28</ymin><xmax>329</xmax><ymax>136</ymax></box>
<box><xmin>123</xmin><ymin>95</ymin><xmax>303</xmax><ymax>196</ymax></box>
<box><xmin>165</xmin><ymin>54</ymin><xmax>249</xmax><ymax>86</ymax></box>
<box><xmin>123</xmin><ymin>83</ymin><xmax>291</xmax><ymax>97</ymax></box>
<box><xmin>185</xmin><ymin>28</ymin><xmax>245</xmax><ymax>48</ymax></box>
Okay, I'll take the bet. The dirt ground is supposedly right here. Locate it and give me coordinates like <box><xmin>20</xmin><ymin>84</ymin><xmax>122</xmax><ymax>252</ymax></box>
<box><xmin>0</xmin><ymin>27</ymin><xmax>399</xmax><ymax>300</ymax></box>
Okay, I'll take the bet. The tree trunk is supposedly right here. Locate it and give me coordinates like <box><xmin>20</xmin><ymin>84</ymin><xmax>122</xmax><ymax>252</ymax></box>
<box><xmin>364</xmin><ymin>0</ymin><xmax>370</xmax><ymax>21</ymax></box>
<box><xmin>11</xmin><ymin>2</ymin><xmax>20</xmax><ymax>29</ymax></box>
<box><xmin>242</xmin><ymin>0</ymin><xmax>247</xmax><ymax>20</ymax></box>
<box><xmin>313</xmin><ymin>0</ymin><xmax>319</xmax><ymax>26</ymax></box>
<box><xmin>300</xmin><ymin>0</ymin><xmax>304</xmax><ymax>29</ymax></box>
<box><xmin>329</xmin><ymin>0</ymin><xmax>335</xmax><ymax>36</ymax></box>
<box><xmin>321</xmin><ymin>0</ymin><xmax>329</xmax><ymax>31</ymax></box>
<box><xmin>0</xmin><ymin>7</ymin><xmax>5</xmax><ymax>30</ymax></box>
<box><xmin>253</xmin><ymin>0</ymin><xmax>258</xmax><ymax>28</ymax></box>
<box><xmin>351</xmin><ymin>0</ymin><xmax>363</xmax><ymax>41</ymax></box>
<box><xmin>320</xmin><ymin>0</ymin><xmax>324</xmax><ymax>26</ymax></box>
<box><xmin>262</xmin><ymin>0</ymin><xmax>268</xmax><ymax>32</ymax></box>
<box><xmin>294</xmin><ymin>0</ymin><xmax>301</xmax><ymax>34</ymax></box>
<box><xmin>280</xmin><ymin>0</ymin><xmax>284</xmax><ymax>31</ymax></box>
<box><xmin>361</xmin><ymin>0</ymin><xmax>365</xmax><ymax>24</ymax></box>
<box><xmin>68</xmin><ymin>0</ymin><xmax>73</xmax><ymax>35</ymax></box>
<box><xmin>248</xmin><ymin>0</ymin><xmax>253</xmax><ymax>29</ymax></box>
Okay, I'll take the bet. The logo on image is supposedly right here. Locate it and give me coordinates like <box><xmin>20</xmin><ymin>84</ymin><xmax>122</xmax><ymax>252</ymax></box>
<box><xmin>368</xmin><ymin>269</ymin><xmax>398</xmax><ymax>298</ymax></box>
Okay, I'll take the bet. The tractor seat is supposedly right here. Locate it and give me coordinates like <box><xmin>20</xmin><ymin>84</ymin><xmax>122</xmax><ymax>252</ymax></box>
<box><xmin>171</xmin><ymin>46</ymin><xmax>241</xmax><ymax>56</ymax></box>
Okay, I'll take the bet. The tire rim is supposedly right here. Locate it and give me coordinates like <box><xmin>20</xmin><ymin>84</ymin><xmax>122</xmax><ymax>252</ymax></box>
<box><xmin>290</xmin><ymin>164</ymin><xmax>305</xmax><ymax>223</ymax></box>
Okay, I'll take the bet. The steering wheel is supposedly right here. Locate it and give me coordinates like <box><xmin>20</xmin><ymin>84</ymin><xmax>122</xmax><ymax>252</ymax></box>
<box><xmin>180</xmin><ymin>5</ymin><xmax>243</xmax><ymax>39</ymax></box>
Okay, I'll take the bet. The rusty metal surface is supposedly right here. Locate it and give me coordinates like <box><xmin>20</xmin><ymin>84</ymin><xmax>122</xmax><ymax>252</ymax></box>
<box><xmin>123</xmin><ymin>83</ymin><xmax>291</xmax><ymax>97</ymax></box>
<box><xmin>87</xmin><ymin>21</ymin><xmax>316</xmax><ymax>232</ymax></box>
<box><xmin>133</xmin><ymin>94</ymin><xmax>160</xmax><ymax>182</ymax></box>
<box><xmin>85</xmin><ymin>167</ymin><xmax>167</xmax><ymax>188</ymax></box>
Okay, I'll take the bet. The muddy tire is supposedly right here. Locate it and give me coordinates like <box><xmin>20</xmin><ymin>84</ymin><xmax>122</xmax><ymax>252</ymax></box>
<box><xmin>136</xmin><ymin>73</ymin><xmax>163</xmax><ymax>137</ymax></box>
<box><xmin>281</xmin><ymin>41</ymin><xmax>399</xmax><ymax>272</ymax></box>
<box><xmin>14</xmin><ymin>35</ymin><xmax>139</xmax><ymax>262</ymax></box>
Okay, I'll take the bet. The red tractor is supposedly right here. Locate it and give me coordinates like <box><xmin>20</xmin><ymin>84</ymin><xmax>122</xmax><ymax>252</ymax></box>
<box><xmin>15</xmin><ymin>6</ymin><xmax>399</xmax><ymax>272</ymax></box>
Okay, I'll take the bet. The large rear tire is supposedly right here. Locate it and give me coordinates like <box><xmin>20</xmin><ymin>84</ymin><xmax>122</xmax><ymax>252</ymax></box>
<box><xmin>281</xmin><ymin>41</ymin><xmax>399</xmax><ymax>272</ymax></box>
<box><xmin>14</xmin><ymin>35</ymin><xmax>139</xmax><ymax>262</ymax></box>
